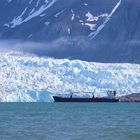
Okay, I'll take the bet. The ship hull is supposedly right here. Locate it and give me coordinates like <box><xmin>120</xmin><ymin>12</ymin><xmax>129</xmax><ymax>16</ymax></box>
<box><xmin>53</xmin><ymin>96</ymin><xmax>119</xmax><ymax>102</ymax></box>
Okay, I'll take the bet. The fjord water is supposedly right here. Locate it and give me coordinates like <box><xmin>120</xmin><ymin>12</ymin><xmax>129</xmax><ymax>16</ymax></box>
<box><xmin>0</xmin><ymin>103</ymin><xmax>140</xmax><ymax>140</ymax></box>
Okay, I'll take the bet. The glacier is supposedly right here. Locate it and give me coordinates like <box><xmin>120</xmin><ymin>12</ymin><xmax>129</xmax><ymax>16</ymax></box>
<box><xmin>0</xmin><ymin>51</ymin><xmax>140</xmax><ymax>102</ymax></box>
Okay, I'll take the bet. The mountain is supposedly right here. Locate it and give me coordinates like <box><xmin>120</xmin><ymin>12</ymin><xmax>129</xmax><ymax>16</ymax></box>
<box><xmin>0</xmin><ymin>0</ymin><xmax>140</xmax><ymax>63</ymax></box>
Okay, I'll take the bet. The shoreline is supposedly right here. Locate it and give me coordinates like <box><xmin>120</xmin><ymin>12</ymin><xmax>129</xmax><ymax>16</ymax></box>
<box><xmin>119</xmin><ymin>93</ymin><xmax>140</xmax><ymax>102</ymax></box>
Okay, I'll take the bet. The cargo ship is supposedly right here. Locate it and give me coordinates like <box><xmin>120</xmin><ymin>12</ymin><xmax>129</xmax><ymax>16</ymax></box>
<box><xmin>53</xmin><ymin>91</ymin><xmax>119</xmax><ymax>102</ymax></box>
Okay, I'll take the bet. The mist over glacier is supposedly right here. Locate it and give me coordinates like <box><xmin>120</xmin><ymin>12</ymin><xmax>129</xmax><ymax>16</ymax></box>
<box><xmin>0</xmin><ymin>50</ymin><xmax>140</xmax><ymax>102</ymax></box>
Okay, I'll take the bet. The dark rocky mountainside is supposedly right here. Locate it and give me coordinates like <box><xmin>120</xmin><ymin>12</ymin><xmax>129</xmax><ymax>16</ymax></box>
<box><xmin>0</xmin><ymin>0</ymin><xmax>140</xmax><ymax>63</ymax></box>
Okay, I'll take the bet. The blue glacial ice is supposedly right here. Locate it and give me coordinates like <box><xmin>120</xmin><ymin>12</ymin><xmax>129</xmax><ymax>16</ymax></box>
<box><xmin>0</xmin><ymin>51</ymin><xmax>140</xmax><ymax>102</ymax></box>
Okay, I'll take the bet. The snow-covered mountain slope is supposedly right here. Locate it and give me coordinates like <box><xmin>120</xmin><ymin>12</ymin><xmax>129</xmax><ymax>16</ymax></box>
<box><xmin>0</xmin><ymin>51</ymin><xmax>139</xmax><ymax>102</ymax></box>
<box><xmin>0</xmin><ymin>0</ymin><xmax>140</xmax><ymax>63</ymax></box>
<box><xmin>0</xmin><ymin>0</ymin><xmax>120</xmax><ymax>40</ymax></box>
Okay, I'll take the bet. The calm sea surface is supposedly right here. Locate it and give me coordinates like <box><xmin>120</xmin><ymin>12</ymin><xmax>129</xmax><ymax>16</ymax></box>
<box><xmin>0</xmin><ymin>103</ymin><xmax>140</xmax><ymax>140</ymax></box>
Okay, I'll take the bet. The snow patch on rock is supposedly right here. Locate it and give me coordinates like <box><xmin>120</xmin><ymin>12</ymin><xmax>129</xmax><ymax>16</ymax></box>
<box><xmin>89</xmin><ymin>0</ymin><xmax>122</xmax><ymax>39</ymax></box>
<box><xmin>9</xmin><ymin>0</ymin><xmax>57</xmax><ymax>28</ymax></box>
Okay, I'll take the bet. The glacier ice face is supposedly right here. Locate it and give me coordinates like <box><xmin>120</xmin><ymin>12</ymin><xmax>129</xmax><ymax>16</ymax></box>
<box><xmin>0</xmin><ymin>51</ymin><xmax>140</xmax><ymax>102</ymax></box>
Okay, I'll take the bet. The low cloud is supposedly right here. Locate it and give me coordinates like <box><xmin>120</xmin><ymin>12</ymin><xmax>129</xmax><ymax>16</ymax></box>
<box><xmin>0</xmin><ymin>37</ymin><xmax>95</xmax><ymax>59</ymax></box>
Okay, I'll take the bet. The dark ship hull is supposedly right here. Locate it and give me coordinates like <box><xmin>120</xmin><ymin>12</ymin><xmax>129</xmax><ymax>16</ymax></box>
<box><xmin>53</xmin><ymin>96</ymin><xmax>119</xmax><ymax>102</ymax></box>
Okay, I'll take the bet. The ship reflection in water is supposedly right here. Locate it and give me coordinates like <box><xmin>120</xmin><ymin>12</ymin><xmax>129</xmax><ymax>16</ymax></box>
<box><xmin>53</xmin><ymin>91</ymin><xmax>119</xmax><ymax>102</ymax></box>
